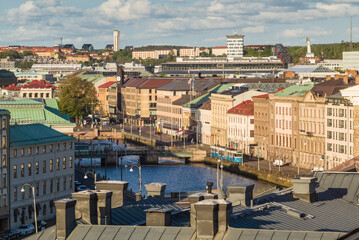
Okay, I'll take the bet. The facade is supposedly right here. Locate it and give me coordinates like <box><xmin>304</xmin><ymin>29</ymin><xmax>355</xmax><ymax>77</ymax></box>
<box><xmin>113</xmin><ymin>30</ymin><xmax>120</xmax><ymax>52</ymax></box>
<box><xmin>198</xmin><ymin>100</ymin><xmax>211</xmax><ymax>145</ymax></box>
<box><xmin>64</xmin><ymin>55</ymin><xmax>91</xmax><ymax>62</ymax></box>
<box><xmin>31</xmin><ymin>64</ymin><xmax>82</xmax><ymax>73</ymax></box>
<box><xmin>15</xmin><ymin>72</ymin><xmax>54</xmax><ymax>82</ymax></box>
<box><xmin>211</xmin><ymin>46</ymin><xmax>227</xmax><ymax>56</ymax></box>
<box><xmin>19</xmin><ymin>80</ymin><xmax>57</xmax><ymax>99</ymax></box>
<box><xmin>0</xmin><ymin>70</ymin><xmax>17</xmax><ymax>88</ymax></box>
<box><xmin>98</xmin><ymin>81</ymin><xmax>117</xmax><ymax>115</ymax></box>
<box><xmin>325</xmin><ymin>94</ymin><xmax>354</xmax><ymax>170</ymax></box>
<box><xmin>2</xmin><ymin>84</ymin><xmax>21</xmax><ymax>97</ymax></box>
<box><xmin>0</xmin><ymin>59</ymin><xmax>18</xmax><ymax>69</ymax></box>
<box><xmin>226</xmin><ymin>34</ymin><xmax>244</xmax><ymax>58</ymax></box>
<box><xmin>9</xmin><ymin>124</ymin><xmax>75</xmax><ymax>228</ymax></box>
<box><xmin>343</xmin><ymin>51</ymin><xmax>359</xmax><ymax>70</ymax></box>
<box><xmin>227</xmin><ymin>100</ymin><xmax>254</xmax><ymax>155</ymax></box>
<box><xmin>107</xmin><ymin>83</ymin><xmax>120</xmax><ymax>116</ymax></box>
<box><xmin>253</xmin><ymin>94</ymin><xmax>270</xmax><ymax>160</ymax></box>
<box><xmin>132</xmin><ymin>49</ymin><xmax>177</xmax><ymax>60</ymax></box>
<box><xmin>0</xmin><ymin>110</ymin><xmax>10</xmax><ymax>231</ymax></box>
<box><xmin>179</xmin><ymin>47</ymin><xmax>199</xmax><ymax>57</ymax></box>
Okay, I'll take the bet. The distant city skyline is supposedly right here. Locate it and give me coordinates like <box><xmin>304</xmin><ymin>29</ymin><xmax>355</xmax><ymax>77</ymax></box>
<box><xmin>0</xmin><ymin>0</ymin><xmax>358</xmax><ymax>49</ymax></box>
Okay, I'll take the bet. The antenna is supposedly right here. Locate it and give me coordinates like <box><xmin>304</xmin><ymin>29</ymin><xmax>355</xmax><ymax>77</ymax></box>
<box><xmin>59</xmin><ymin>37</ymin><xmax>63</xmax><ymax>46</ymax></box>
<box><xmin>350</xmin><ymin>16</ymin><xmax>353</xmax><ymax>52</ymax></box>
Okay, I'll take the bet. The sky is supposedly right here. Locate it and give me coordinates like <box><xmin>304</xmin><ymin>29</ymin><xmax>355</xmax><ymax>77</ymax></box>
<box><xmin>0</xmin><ymin>0</ymin><xmax>358</xmax><ymax>49</ymax></box>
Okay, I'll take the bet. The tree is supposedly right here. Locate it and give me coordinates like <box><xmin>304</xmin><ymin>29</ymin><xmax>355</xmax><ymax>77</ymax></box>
<box><xmin>58</xmin><ymin>76</ymin><xmax>98</xmax><ymax>126</ymax></box>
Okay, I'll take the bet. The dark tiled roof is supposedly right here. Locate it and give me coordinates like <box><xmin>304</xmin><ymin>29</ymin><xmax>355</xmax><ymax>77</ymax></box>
<box><xmin>157</xmin><ymin>80</ymin><xmax>218</xmax><ymax>92</ymax></box>
<box><xmin>199</xmin><ymin>99</ymin><xmax>211</xmax><ymax>110</ymax></box>
<box><xmin>98</xmin><ymin>81</ymin><xmax>117</xmax><ymax>88</ymax></box>
<box><xmin>138</xmin><ymin>79</ymin><xmax>174</xmax><ymax>89</ymax></box>
<box><xmin>123</xmin><ymin>78</ymin><xmax>147</xmax><ymax>88</ymax></box>
<box><xmin>172</xmin><ymin>95</ymin><xmax>192</xmax><ymax>106</ymax></box>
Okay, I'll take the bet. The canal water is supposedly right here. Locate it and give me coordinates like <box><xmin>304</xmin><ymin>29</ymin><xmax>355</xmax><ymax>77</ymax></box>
<box><xmin>77</xmin><ymin>155</ymin><xmax>275</xmax><ymax>195</ymax></box>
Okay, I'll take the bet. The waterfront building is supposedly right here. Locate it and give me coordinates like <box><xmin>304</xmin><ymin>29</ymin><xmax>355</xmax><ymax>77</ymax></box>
<box><xmin>9</xmin><ymin>124</ymin><xmax>75</xmax><ymax>228</ymax></box>
<box><xmin>226</xmin><ymin>33</ymin><xmax>244</xmax><ymax>58</ymax></box>
<box><xmin>0</xmin><ymin>110</ymin><xmax>10</xmax><ymax>230</ymax></box>
<box><xmin>227</xmin><ymin>100</ymin><xmax>254</xmax><ymax>155</ymax></box>
<box><xmin>325</xmin><ymin>92</ymin><xmax>354</xmax><ymax>170</ymax></box>
<box><xmin>198</xmin><ymin>100</ymin><xmax>211</xmax><ymax>145</ymax></box>
<box><xmin>0</xmin><ymin>99</ymin><xmax>75</xmax><ymax>134</ymax></box>
<box><xmin>211</xmin><ymin>46</ymin><xmax>227</xmax><ymax>56</ymax></box>
<box><xmin>132</xmin><ymin>49</ymin><xmax>177</xmax><ymax>60</ymax></box>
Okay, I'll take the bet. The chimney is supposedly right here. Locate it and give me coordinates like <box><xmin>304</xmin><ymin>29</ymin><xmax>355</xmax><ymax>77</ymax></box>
<box><xmin>326</xmin><ymin>75</ymin><xmax>332</xmax><ymax>81</ymax></box>
<box><xmin>204</xmin><ymin>193</ymin><xmax>218</xmax><ymax>200</ymax></box>
<box><xmin>96</xmin><ymin>180</ymin><xmax>128</xmax><ymax>208</ymax></box>
<box><xmin>227</xmin><ymin>184</ymin><xmax>254</xmax><ymax>206</ymax></box>
<box><xmin>291</xmin><ymin>177</ymin><xmax>317</xmax><ymax>203</ymax></box>
<box><xmin>206</xmin><ymin>182</ymin><xmax>213</xmax><ymax>193</ymax></box>
<box><xmin>217</xmin><ymin>199</ymin><xmax>232</xmax><ymax>232</ymax></box>
<box><xmin>95</xmin><ymin>190</ymin><xmax>112</xmax><ymax>225</ymax></box>
<box><xmin>71</xmin><ymin>190</ymin><xmax>98</xmax><ymax>224</ymax></box>
<box><xmin>54</xmin><ymin>199</ymin><xmax>77</xmax><ymax>240</ymax></box>
<box><xmin>188</xmin><ymin>193</ymin><xmax>205</xmax><ymax>227</ymax></box>
<box><xmin>145</xmin><ymin>208</ymin><xmax>172</xmax><ymax>226</ymax></box>
<box><xmin>145</xmin><ymin>182</ymin><xmax>167</xmax><ymax>198</ymax></box>
<box><xmin>194</xmin><ymin>200</ymin><xmax>219</xmax><ymax>239</ymax></box>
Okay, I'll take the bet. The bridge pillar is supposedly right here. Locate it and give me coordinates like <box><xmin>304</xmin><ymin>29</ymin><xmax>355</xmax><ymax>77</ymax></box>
<box><xmin>139</xmin><ymin>150</ymin><xmax>159</xmax><ymax>165</ymax></box>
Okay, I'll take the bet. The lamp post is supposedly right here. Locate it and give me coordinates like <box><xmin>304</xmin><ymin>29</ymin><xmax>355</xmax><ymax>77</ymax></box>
<box><xmin>21</xmin><ymin>184</ymin><xmax>37</xmax><ymax>233</ymax></box>
<box><xmin>130</xmin><ymin>164</ymin><xmax>142</xmax><ymax>196</ymax></box>
<box><xmin>216</xmin><ymin>158</ymin><xmax>221</xmax><ymax>190</ymax></box>
<box><xmin>84</xmin><ymin>171</ymin><xmax>97</xmax><ymax>189</ymax></box>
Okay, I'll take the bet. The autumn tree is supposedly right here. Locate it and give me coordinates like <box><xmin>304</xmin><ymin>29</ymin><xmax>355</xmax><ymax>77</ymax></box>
<box><xmin>58</xmin><ymin>76</ymin><xmax>98</xmax><ymax>125</ymax></box>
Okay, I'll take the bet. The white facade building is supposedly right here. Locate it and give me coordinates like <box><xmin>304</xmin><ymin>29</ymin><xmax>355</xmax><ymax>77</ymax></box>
<box><xmin>9</xmin><ymin>124</ymin><xmax>75</xmax><ymax>228</ymax></box>
<box><xmin>226</xmin><ymin>34</ymin><xmax>244</xmax><ymax>58</ymax></box>
<box><xmin>343</xmin><ymin>51</ymin><xmax>359</xmax><ymax>70</ymax></box>
<box><xmin>198</xmin><ymin>102</ymin><xmax>211</xmax><ymax>146</ymax></box>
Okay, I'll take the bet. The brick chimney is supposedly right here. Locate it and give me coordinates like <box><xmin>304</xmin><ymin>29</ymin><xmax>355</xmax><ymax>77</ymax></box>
<box><xmin>145</xmin><ymin>182</ymin><xmax>167</xmax><ymax>198</ymax></box>
<box><xmin>291</xmin><ymin>177</ymin><xmax>317</xmax><ymax>203</ymax></box>
<box><xmin>71</xmin><ymin>190</ymin><xmax>98</xmax><ymax>224</ymax></box>
<box><xmin>326</xmin><ymin>75</ymin><xmax>332</xmax><ymax>81</ymax></box>
<box><xmin>54</xmin><ymin>199</ymin><xmax>77</xmax><ymax>240</ymax></box>
<box><xmin>194</xmin><ymin>200</ymin><xmax>219</xmax><ymax>239</ymax></box>
<box><xmin>188</xmin><ymin>193</ymin><xmax>205</xmax><ymax>227</ymax></box>
<box><xmin>227</xmin><ymin>184</ymin><xmax>254</xmax><ymax>206</ymax></box>
<box><xmin>145</xmin><ymin>208</ymin><xmax>172</xmax><ymax>226</ymax></box>
<box><xmin>95</xmin><ymin>190</ymin><xmax>112</xmax><ymax>225</ymax></box>
<box><xmin>95</xmin><ymin>180</ymin><xmax>128</xmax><ymax>208</ymax></box>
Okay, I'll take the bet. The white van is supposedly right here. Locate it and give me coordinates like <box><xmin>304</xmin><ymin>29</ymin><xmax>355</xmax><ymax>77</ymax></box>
<box><xmin>273</xmin><ymin>159</ymin><xmax>284</xmax><ymax>166</ymax></box>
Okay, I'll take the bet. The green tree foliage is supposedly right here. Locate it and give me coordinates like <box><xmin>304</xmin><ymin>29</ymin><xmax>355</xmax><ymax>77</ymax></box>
<box><xmin>243</xmin><ymin>46</ymin><xmax>273</xmax><ymax>57</ymax></box>
<box><xmin>20</xmin><ymin>51</ymin><xmax>34</xmax><ymax>56</ymax></box>
<box><xmin>0</xmin><ymin>50</ymin><xmax>21</xmax><ymax>59</ymax></box>
<box><xmin>112</xmin><ymin>49</ymin><xmax>132</xmax><ymax>63</ymax></box>
<box><xmin>58</xmin><ymin>76</ymin><xmax>98</xmax><ymax>125</ymax></box>
<box><xmin>18</xmin><ymin>61</ymin><xmax>34</xmax><ymax>70</ymax></box>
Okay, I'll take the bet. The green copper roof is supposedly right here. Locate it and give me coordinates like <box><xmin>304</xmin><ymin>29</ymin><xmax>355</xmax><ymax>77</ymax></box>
<box><xmin>10</xmin><ymin>124</ymin><xmax>75</xmax><ymax>147</ymax></box>
<box><xmin>77</xmin><ymin>72</ymin><xmax>105</xmax><ymax>84</ymax></box>
<box><xmin>274</xmin><ymin>83</ymin><xmax>314</xmax><ymax>97</ymax></box>
<box><xmin>183</xmin><ymin>83</ymin><xmax>235</xmax><ymax>108</ymax></box>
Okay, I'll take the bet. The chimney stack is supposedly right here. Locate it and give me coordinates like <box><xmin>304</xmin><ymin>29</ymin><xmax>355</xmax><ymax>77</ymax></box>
<box><xmin>145</xmin><ymin>182</ymin><xmax>167</xmax><ymax>198</ymax></box>
<box><xmin>217</xmin><ymin>199</ymin><xmax>232</xmax><ymax>232</ymax></box>
<box><xmin>96</xmin><ymin>180</ymin><xmax>128</xmax><ymax>208</ymax></box>
<box><xmin>206</xmin><ymin>182</ymin><xmax>213</xmax><ymax>193</ymax></box>
<box><xmin>95</xmin><ymin>190</ymin><xmax>112</xmax><ymax>225</ymax></box>
<box><xmin>227</xmin><ymin>184</ymin><xmax>254</xmax><ymax>206</ymax></box>
<box><xmin>145</xmin><ymin>208</ymin><xmax>172</xmax><ymax>226</ymax></box>
<box><xmin>188</xmin><ymin>193</ymin><xmax>205</xmax><ymax>227</ymax></box>
<box><xmin>71</xmin><ymin>190</ymin><xmax>98</xmax><ymax>224</ymax></box>
<box><xmin>194</xmin><ymin>200</ymin><xmax>219</xmax><ymax>239</ymax></box>
<box><xmin>54</xmin><ymin>199</ymin><xmax>77</xmax><ymax>240</ymax></box>
<box><xmin>291</xmin><ymin>177</ymin><xmax>317</xmax><ymax>203</ymax></box>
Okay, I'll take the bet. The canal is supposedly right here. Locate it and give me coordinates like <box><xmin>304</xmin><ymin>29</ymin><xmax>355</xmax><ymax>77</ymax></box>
<box><xmin>77</xmin><ymin>155</ymin><xmax>275</xmax><ymax>195</ymax></box>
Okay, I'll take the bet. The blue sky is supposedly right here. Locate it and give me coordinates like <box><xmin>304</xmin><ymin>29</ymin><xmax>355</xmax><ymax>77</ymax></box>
<box><xmin>0</xmin><ymin>0</ymin><xmax>358</xmax><ymax>49</ymax></box>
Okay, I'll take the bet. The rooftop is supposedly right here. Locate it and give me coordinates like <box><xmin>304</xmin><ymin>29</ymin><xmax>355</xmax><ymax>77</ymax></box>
<box><xmin>10</xmin><ymin>123</ymin><xmax>75</xmax><ymax>147</ymax></box>
<box><xmin>98</xmin><ymin>81</ymin><xmax>117</xmax><ymax>89</ymax></box>
<box><xmin>227</xmin><ymin>100</ymin><xmax>254</xmax><ymax>115</ymax></box>
<box><xmin>274</xmin><ymin>83</ymin><xmax>314</xmax><ymax>97</ymax></box>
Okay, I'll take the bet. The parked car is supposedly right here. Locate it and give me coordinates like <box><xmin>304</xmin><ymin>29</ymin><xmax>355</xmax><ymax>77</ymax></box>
<box><xmin>0</xmin><ymin>228</ymin><xmax>20</xmax><ymax>240</ymax></box>
<box><xmin>77</xmin><ymin>185</ymin><xmax>88</xmax><ymax>191</ymax></box>
<box><xmin>273</xmin><ymin>159</ymin><xmax>284</xmax><ymax>167</ymax></box>
<box><xmin>32</xmin><ymin>220</ymin><xmax>47</xmax><ymax>231</ymax></box>
<box><xmin>18</xmin><ymin>224</ymin><xmax>35</xmax><ymax>236</ymax></box>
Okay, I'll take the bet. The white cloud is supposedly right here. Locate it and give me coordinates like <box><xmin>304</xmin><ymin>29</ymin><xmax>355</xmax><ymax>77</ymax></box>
<box><xmin>282</xmin><ymin>27</ymin><xmax>333</xmax><ymax>38</ymax></box>
<box><xmin>243</xmin><ymin>26</ymin><xmax>267</xmax><ymax>34</ymax></box>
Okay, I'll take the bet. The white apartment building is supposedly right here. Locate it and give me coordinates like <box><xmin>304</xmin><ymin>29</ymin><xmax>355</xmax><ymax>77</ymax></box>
<box><xmin>325</xmin><ymin>95</ymin><xmax>354</xmax><ymax>170</ymax></box>
<box><xmin>198</xmin><ymin>101</ymin><xmax>211</xmax><ymax>145</ymax></box>
<box><xmin>0</xmin><ymin>110</ymin><xmax>10</xmax><ymax>230</ymax></box>
<box><xmin>343</xmin><ymin>51</ymin><xmax>359</xmax><ymax>70</ymax></box>
<box><xmin>212</xmin><ymin>47</ymin><xmax>227</xmax><ymax>56</ymax></box>
<box><xmin>9</xmin><ymin>124</ymin><xmax>75</xmax><ymax>228</ymax></box>
<box><xmin>226</xmin><ymin>34</ymin><xmax>244</xmax><ymax>58</ymax></box>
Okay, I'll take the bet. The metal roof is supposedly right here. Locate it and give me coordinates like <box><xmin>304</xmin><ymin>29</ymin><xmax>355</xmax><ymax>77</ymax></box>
<box><xmin>157</xmin><ymin>80</ymin><xmax>218</xmax><ymax>92</ymax></box>
<box><xmin>111</xmin><ymin>197</ymin><xmax>186</xmax><ymax>226</ymax></box>
<box><xmin>280</xmin><ymin>65</ymin><xmax>337</xmax><ymax>74</ymax></box>
<box><xmin>10</xmin><ymin>124</ymin><xmax>75</xmax><ymax>147</ymax></box>
<box><xmin>230</xmin><ymin>172</ymin><xmax>359</xmax><ymax>233</ymax></box>
<box><xmin>274</xmin><ymin>83</ymin><xmax>314</xmax><ymax>97</ymax></box>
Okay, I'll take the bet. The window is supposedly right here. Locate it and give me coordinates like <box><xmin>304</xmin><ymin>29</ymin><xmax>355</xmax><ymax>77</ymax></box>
<box><xmin>250</xmin><ymin>130</ymin><xmax>254</xmax><ymax>137</ymax></box>
<box><xmin>50</xmin><ymin>160</ymin><xmax>53</xmax><ymax>172</ymax></box>
<box><xmin>70</xmin><ymin>142</ymin><xmax>73</xmax><ymax>150</ymax></box>
<box><xmin>2</xmin><ymin>119</ymin><xmax>6</xmax><ymax>129</ymax></box>
<box><xmin>56</xmin><ymin>179</ymin><xmax>60</xmax><ymax>192</ymax></box>
<box><xmin>339</xmin><ymin>133</ymin><xmax>345</xmax><ymax>141</ymax></box>
<box><xmin>2</xmin><ymin>155</ymin><xmax>5</xmax><ymax>167</ymax></box>
<box><xmin>327</xmin><ymin>131</ymin><xmax>332</xmax><ymax>139</ymax></box>
<box><xmin>21</xmin><ymin>164</ymin><xmax>24</xmax><ymax>177</ymax></box>
<box><xmin>339</xmin><ymin>109</ymin><xmax>344</xmax><ymax>117</ymax></box>
<box><xmin>2</xmin><ymin>173</ymin><xmax>6</xmax><ymax>188</ymax></box>
<box><xmin>339</xmin><ymin>145</ymin><xmax>344</xmax><ymax>153</ymax></box>
<box><xmin>63</xmin><ymin>177</ymin><xmax>67</xmax><ymax>190</ymax></box>
<box><xmin>2</xmin><ymin>136</ymin><xmax>5</xmax><ymax>148</ymax></box>
<box><xmin>327</xmin><ymin>119</ymin><xmax>332</xmax><ymax>127</ymax></box>
<box><xmin>339</xmin><ymin>120</ymin><xmax>344</xmax><ymax>128</ymax></box>
<box><xmin>43</xmin><ymin>160</ymin><xmax>46</xmax><ymax>173</ymax></box>
<box><xmin>14</xmin><ymin>186</ymin><xmax>17</xmax><ymax>201</ymax></box>
<box><xmin>50</xmin><ymin>180</ymin><xmax>53</xmax><ymax>194</ymax></box>
<box><xmin>28</xmin><ymin>147</ymin><xmax>32</xmax><ymax>155</ymax></box>
<box><xmin>63</xmin><ymin>157</ymin><xmax>66</xmax><ymax>169</ymax></box>
<box><xmin>69</xmin><ymin>156</ymin><xmax>73</xmax><ymax>168</ymax></box>
<box><xmin>50</xmin><ymin>144</ymin><xmax>53</xmax><ymax>152</ymax></box>
<box><xmin>28</xmin><ymin>163</ymin><xmax>32</xmax><ymax>176</ymax></box>
<box><xmin>327</xmin><ymin>143</ymin><xmax>333</xmax><ymax>151</ymax></box>
<box><xmin>14</xmin><ymin>149</ymin><xmax>17</xmax><ymax>157</ymax></box>
<box><xmin>149</xmin><ymin>96</ymin><xmax>152</xmax><ymax>101</ymax></box>
<box><xmin>21</xmin><ymin>148</ymin><xmax>24</xmax><ymax>156</ymax></box>
<box><xmin>69</xmin><ymin>176</ymin><xmax>73</xmax><ymax>189</ymax></box>
<box><xmin>35</xmin><ymin>161</ymin><xmax>39</xmax><ymax>174</ymax></box>
<box><xmin>57</xmin><ymin>144</ymin><xmax>60</xmax><ymax>151</ymax></box>
<box><xmin>43</xmin><ymin>181</ymin><xmax>46</xmax><ymax>195</ymax></box>
<box><xmin>36</xmin><ymin>183</ymin><xmax>39</xmax><ymax>196</ymax></box>
<box><xmin>56</xmin><ymin>158</ymin><xmax>60</xmax><ymax>170</ymax></box>
<box><xmin>250</xmin><ymin>119</ymin><xmax>254</xmax><ymax>124</ymax></box>
<box><xmin>13</xmin><ymin>165</ymin><xmax>17</xmax><ymax>178</ymax></box>
<box><xmin>36</xmin><ymin>146</ymin><xmax>39</xmax><ymax>154</ymax></box>
<box><xmin>43</xmin><ymin>145</ymin><xmax>46</xmax><ymax>153</ymax></box>
<box><xmin>63</xmin><ymin>143</ymin><xmax>66</xmax><ymax>150</ymax></box>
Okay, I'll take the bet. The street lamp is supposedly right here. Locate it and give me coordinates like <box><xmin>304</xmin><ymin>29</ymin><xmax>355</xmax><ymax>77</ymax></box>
<box><xmin>216</xmin><ymin>159</ymin><xmax>221</xmax><ymax>191</ymax></box>
<box><xmin>84</xmin><ymin>171</ymin><xmax>97</xmax><ymax>189</ymax></box>
<box><xmin>129</xmin><ymin>164</ymin><xmax>142</xmax><ymax>196</ymax></box>
<box><xmin>21</xmin><ymin>184</ymin><xmax>37</xmax><ymax>233</ymax></box>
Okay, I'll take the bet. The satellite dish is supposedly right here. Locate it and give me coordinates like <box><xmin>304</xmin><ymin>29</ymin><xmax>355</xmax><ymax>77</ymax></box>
<box><xmin>117</xmin><ymin>76</ymin><xmax>121</xmax><ymax>82</ymax></box>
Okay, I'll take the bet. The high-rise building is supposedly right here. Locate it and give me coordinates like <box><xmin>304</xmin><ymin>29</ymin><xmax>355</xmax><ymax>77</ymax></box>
<box><xmin>114</xmin><ymin>30</ymin><xmax>120</xmax><ymax>52</ymax></box>
<box><xmin>226</xmin><ymin>33</ymin><xmax>244</xmax><ymax>58</ymax></box>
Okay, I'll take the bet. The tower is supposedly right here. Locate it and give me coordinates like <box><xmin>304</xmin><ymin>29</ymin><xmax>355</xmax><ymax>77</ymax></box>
<box><xmin>114</xmin><ymin>30</ymin><xmax>120</xmax><ymax>51</ymax></box>
<box><xmin>305</xmin><ymin>37</ymin><xmax>314</xmax><ymax>58</ymax></box>
<box><xmin>226</xmin><ymin>33</ymin><xmax>244</xmax><ymax>58</ymax></box>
